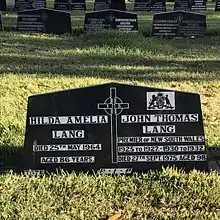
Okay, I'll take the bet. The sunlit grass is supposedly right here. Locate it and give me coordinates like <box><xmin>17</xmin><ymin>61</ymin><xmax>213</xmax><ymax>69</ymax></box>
<box><xmin>0</xmin><ymin>168</ymin><xmax>219</xmax><ymax>219</ymax></box>
<box><xmin>0</xmin><ymin>31</ymin><xmax>220</xmax><ymax>148</ymax></box>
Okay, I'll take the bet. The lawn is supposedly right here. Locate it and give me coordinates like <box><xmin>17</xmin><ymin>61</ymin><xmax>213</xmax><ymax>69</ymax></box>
<box><xmin>1</xmin><ymin>32</ymin><xmax>219</xmax><ymax>148</ymax></box>
<box><xmin>0</xmin><ymin>1</ymin><xmax>220</xmax><ymax>219</ymax></box>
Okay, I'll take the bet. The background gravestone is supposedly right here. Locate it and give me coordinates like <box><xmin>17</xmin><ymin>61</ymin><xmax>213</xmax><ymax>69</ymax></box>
<box><xmin>94</xmin><ymin>0</ymin><xmax>126</xmax><ymax>11</ymax></box>
<box><xmin>191</xmin><ymin>0</ymin><xmax>206</xmax><ymax>11</ymax></box>
<box><xmin>54</xmin><ymin>0</ymin><xmax>68</xmax><ymax>10</ymax></box>
<box><xmin>0</xmin><ymin>12</ymin><xmax>3</xmax><ymax>31</ymax></box>
<box><xmin>0</xmin><ymin>0</ymin><xmax>7</xmax><ymax>11</ymax></box>
<box><xmin>17</xmin><ymin>9</ymin><xmax>72</xmax><ymax>34</ymax></box>
<box><xmin>32</xmin><ymin>0</ymin><xmax>46</xmax><ymax>8</ymax></box>
<box><xmin>14</xmin><ymin>0</ymin><xmax>32</xmax><ymax>11</ymax></box>
<box><xmin>24</xmin><ymin>83</ymin><xmax>208</xmax><ymax>174</ymax></box>
<box><xmin>134</xmin><ymin>0</ymin><xmax>166</xmax><ymax>11</ymax></box>
<box><xmin>94</xmin><ymin>0</ymin><xmax>109</xmax><ymax>10</ymax></box>
<box><xmin>151</xmin><ymin>0</ymin><xmax>166</xmax><ymax>11</ymax></box>
<box><xmin>152</xmin><ymin>11</ymin><xmax>206</xmax><ymax>38</ymax></box>
<box><xmin>14</xmin><ymin>0</ymin><xmax>47</xmax><ymax>11</ymax></box>
<box><xmin>134</xmin><ymin>0</ymin><xmax>152</xmax><ymax>11</ymax></box>
<box><xmin>84</xmin><ymin>9</ymin><xmax>138</xmax><ymax>34</ymax></box>
<box><xmin>174</xmin><ymin>0</ymin><xmax>191</xmax><ymax>11</ymax></box>
<box><xmin>215</xmin><ymin>0</ymin><xmax>220</xmax><ymax>11</ymax></box>
<box><xmin>54</xmin><ymin>0</ymin><xmax>86</xmax><ymax>10</ymax></box>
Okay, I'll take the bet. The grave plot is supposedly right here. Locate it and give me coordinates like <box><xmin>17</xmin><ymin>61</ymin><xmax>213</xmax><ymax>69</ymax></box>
<box><xmin>134</xmin><ymin>0</ymin><xmax>166</xmax><ymax>12</ymax></box>
<box><xmin>215</xmin><ymin>0</ymin><xmax>220</xmax><ymax>11</ymax></box>
<box><xmin>151</xmin><ymin>0</ymin><xmax>166</xmax><ymax>12</ymax></box>
<box><xmin>24</xmin><ymin>83</ymin><xmax>208</xmax><ymax>174</ymax></box>
<box><xmin>84</xmin><ymin>9</ymin><xmax>138</xmax><ymax>34</ymax></box>
<box><xmin>54</xmin><ymin>0</ymin><xmax>86</xmax><ymax>11</ymax></box>
<box><xmin>0</xmin><ymin>12</ymin><xmax>3</xmax><ymax>31</ymax></box>
<box><xmin>152</xmin><ymin>11</ymin><xmax>206</xmax><ymax>38</ymax></box>
<box><xmin>14</xmin><ymin>0</ymin><xmax>47</xmax><ymax>11</ymax></box>
<box><xmin>174</xmin><ymin>0</ymin><xmax>191</xmax><ymax>11</ymax></box>
<box><xmin>191</xmin><ymin>0</ymin><xmax>206</xmax><ymax>11</ymax></box>
<box><xmin>94</xmin><ymin>0</ymin><xmax>126</xmax><ymax>11</ymax></box>
<box><xmin>0</xmin><ymin>0</ymin><xmax>6</xmax><ymax>11</ymax></box>
<box><xmin>134</xmin><ymin>0</ymin><xmax>151</xmax><ymax>11</ymax></box>
<box><xmin>17</xmin><ymin>8</ymin><xmax>72</xmax><ymax>34</ymax></box>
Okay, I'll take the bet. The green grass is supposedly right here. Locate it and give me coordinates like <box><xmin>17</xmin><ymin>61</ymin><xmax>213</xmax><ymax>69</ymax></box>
<box><xmin>0</xmin><ymin>32</ymin><xmax>220</xmax><ymax>149</ymax></box>
<box><xmin>0</xmin><ymin>168</ymin><xmax>220</xmax><ymax>219</ymax></box>
<box><xmin>0</xmin><ymin>7</ymin><xmax>220</xmax><ymax>219</ymax></box>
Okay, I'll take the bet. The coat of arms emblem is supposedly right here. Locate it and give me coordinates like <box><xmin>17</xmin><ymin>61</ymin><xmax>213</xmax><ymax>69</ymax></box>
<box><xmin>147</xmin><ymin>92</ymin><xmax>175</xmax><ymax>110</ymax></box>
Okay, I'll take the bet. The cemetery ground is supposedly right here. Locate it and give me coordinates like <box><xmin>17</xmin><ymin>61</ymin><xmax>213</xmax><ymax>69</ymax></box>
<box><xmin>1</xmin><ymin>32</ymin><xmax>220</xmax><ymax>220</ymax></box>
<box><xmin>0</xmin><ymin>3</ymin><xmax>220</xmax><ymax>220</ymax></box>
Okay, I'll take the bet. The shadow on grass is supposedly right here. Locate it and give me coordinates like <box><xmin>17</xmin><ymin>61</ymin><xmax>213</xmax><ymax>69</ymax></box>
<box><xmin>3</xmin><ymin>32</ymin><xmax>220</xmax><ymax>44</ymax></box>
<box><xmin>0</xmin><ymin>33</ymin><xmax>84</xmax><ymax>49</ymax></box>
<box><xmin>0</xmin><ymin>53</ymin><xmax>220</xmax><ymax>81</ymax></box>
<box><xmin>0</xmin><ymin>145</ymin><xmax>24</xmax><ymax>169</ymax></box>
<box><xmin>0</xmin><ymin>32</ymin><xmax>220</xmax><ymax>81</ymax></box>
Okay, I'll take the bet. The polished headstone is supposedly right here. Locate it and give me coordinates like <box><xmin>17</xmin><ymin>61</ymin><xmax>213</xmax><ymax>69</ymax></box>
<box><xmin>14</xmin><ymin>0</ymin><xmax>32</xmax><ymax>11</ymax></box>
<box><xmin>14</xmin><ymin>0</ymin><xmax>47</xmax><ymax>11</ymax></box>
<box><xmin>54</xmin><ymin>0</ymin><xmax>69</xmax><ymax>10</ymax></box>
<box><xmin>215</xmin><ymin>0</ymin><xmax>220</xmax><ymax>11</ymax></box>
<box><xmin>94</xmin><ymin>0</ymin><xmax>126</xmax><ymax>11</ymax></box>
<box><xmin>0</xmin><ymin>12</ymin><xmax>3</xmax><ymax>30</ymax></box>
<box><xmin>94</xmin><ymin>0</ymin><xmax>109</xmax><ymax>10</ymax></box>
<box><xmin>208</xmin><ymin>147</ymin><xmax>220</xmax><ymax>173</ymax></box>
<box><xmin>134</xmin><ymin>0</ymin><xmax>152</xmax><ymax>11</ymax></box>
<box><xmin>17</xmin><ymin>9</ymin><xmax>72</xmax><ymax>34</ymax></box>
<box><xmin>152</xmin><ymin>11</ymin><xmax>206</xmax><ymax>38</ymax></box>
<box><xmin>24</xmin><ymin>83</ymin><xmax>208</xmax><ymax>174</ymax></box>
<box><xmin>0</xmin><ymin>0</ymin><xmax>7</xmax><ymax>11</ymax></box>
<box><xmin>151</xmin><ymin>0</ymin><xmax>166</xmax><ymax>11</ymax></box>
<box><xmin>134</xmin><ymin>0</ymin><xmax>165</xmax><ymax>11</ymax></box>
<box><xmin>54</xmin><ymin>0</ymin><xmax>86</xmax><ymax>10</ymax></box>
<box><xmin>191</xmin><ymin>0</ymin><xmax>206</xmax><ymax>11</ymax></box>
<box><xmin>174</xmin><ymin>0</ymin><xmax>191</xmax><ymax>11</ymax></box>
<box><xmin>84</xmin><ymin>9</ymin><xmax>138</xmax><ymax>34</ymax></box>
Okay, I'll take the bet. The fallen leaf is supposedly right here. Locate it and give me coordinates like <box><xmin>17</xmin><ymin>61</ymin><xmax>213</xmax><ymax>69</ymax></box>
<box><xmin>108</xmin><ymin>214</ymin><xmax>123</xmax><ymax>220</ymax></box>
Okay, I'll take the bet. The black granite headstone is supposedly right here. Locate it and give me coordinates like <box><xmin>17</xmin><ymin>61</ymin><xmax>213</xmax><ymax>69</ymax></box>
<box><xmin>54</xmin><ymin>0</ymin><xmax>86</xmax><ymax>10</ymax></box>
<box><xmin>94</xmin><ymin>0</ymin><xmax>126</xmax><ymax>11</ymax></box>
<box><xmin>24</xmin><ymin>83</ymin><xmax>208</xmax><ymax>174</ymax></box>
<box><xmin>215</xmin><ymin>0</ymin><xmax>220</xmax><ymax>11</ymax></box>
<box><xmin>54</xmin><ymin>0</ymin><xmax>69</xmax><ymax>10</ymax></box>
<box><xmin>14</xmin><ymin>0</ymin><xmax>47</xmax><ymax>11</ymax></box>
<box><xmin>14</xmin><ymin>0</ymin><xmax>32</xmax><ymax>11</ymax></box>
<box><xmin>191</xmin><ymin>0</ymin><xmax>206</xmax><ymax>11</ymax></box>
<box><xmin>151</xmin><ymin>0</ymin><xmax>166</xmax><ymax>11</ymax></box>
<box><xmin>17</xmin><ymin>9</ymin><xmax>72</xmax><ymax>34</ymax></box>
<box><xmin>84</xmin><ymin>9</ymin><xmax>138</xmax><ymax>34</ymax></box>
<box><xmin>0</xmin><ymin>12</ymin><xmax>3</xmax><ymax>31</ymax></box>
<box><xmin>134</xmin><ymin>0</ymin><xmax>165</xmax><ymax>11</ymax></box>
<box><xmin>94</xmin><ymin>0</ymin><xmax>109</xmax><ymax>10</ymax></box>
<box><xmin>134</xmin><ymin>0</ymin><xmax>151</xmax><ymax>11</ymax></box>
<box><xmin>152</xmin><ymin>11</ymin><xmax>206</xmax><ymax>38</ymax></box>
<box><xmin>174</xmin><ymin>0</ymin><xmax>191</xmax><ymax>11</ymax></box>
<box><xmin>0</xmin><ymin>0</ymin><xmax>6</xmax><ymax>11</ymax></box>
